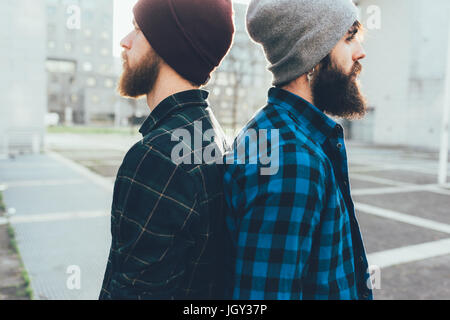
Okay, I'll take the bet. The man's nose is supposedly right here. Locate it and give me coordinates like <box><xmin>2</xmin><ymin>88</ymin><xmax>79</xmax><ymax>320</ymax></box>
<box><xmin>353</xmin><ymin>42</ymin><xmax>366</xmax><ymax>61</ymax></box>
<box><xmin>120</xmin><ymin>32</ymin><xmax>133</xmax><ymax>50</ymax></box>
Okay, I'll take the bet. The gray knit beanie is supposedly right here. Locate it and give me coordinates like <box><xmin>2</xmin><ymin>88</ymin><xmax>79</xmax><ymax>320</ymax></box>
<box><xmin>247</xmin><ymin>0</ymin><xmax>358</xmax><ymax>86</ymax></box>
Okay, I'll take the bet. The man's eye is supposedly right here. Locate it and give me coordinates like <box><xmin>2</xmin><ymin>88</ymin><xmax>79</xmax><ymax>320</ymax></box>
<box><xmin>347</xmin><ymin>34</ymin><xmax>356</xmax><ymax>42</ymax></box>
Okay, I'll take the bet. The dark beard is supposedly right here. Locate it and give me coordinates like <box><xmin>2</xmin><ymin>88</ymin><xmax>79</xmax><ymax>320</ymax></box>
<box><xmin>118</xmin><ymin>49</ymin><xmax>161</xmax><ymax>98</ymax></box>
<box><xmin>311</xmin><ymin>55</ymin><xmax>367</xmax><ymax>120</ymax></box>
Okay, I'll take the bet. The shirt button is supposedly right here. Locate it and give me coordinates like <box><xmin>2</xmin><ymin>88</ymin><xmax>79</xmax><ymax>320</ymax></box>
<box><xmin>359</xmin><ymin>256</ymin><xmax>365</xmax><ymax>263</ymax></box>
<box><xmin>337</xmin><ymin>143</ymin><xmax>343</xmax><ymax>149</ymax></box>
<box><xmin>362</xmin><ymin>292</ymin><xmax>370</xmax><ymax>299</ymax></box>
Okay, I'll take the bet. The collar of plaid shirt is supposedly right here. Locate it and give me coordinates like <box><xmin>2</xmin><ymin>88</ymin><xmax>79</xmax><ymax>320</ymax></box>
<box><xmin>267</xmin><ymin>87</ymin><xmax>343</xmax><ymax>143</ymax></box>
<box><xmin>139</xmin><ymin>89</ymin><xmax>209</xmax><ymax>136</ymax></box>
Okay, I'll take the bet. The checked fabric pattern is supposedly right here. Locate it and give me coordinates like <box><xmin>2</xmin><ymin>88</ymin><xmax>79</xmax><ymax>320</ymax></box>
<box><xmin>100</xmin><ymin>90</ymin><xmax>231</xmax><ymax>300</ymax></box>
<box><xmin>223</xmin><ymin>88</ymin><xmax>373</xmax><ymax>300</ymax></box>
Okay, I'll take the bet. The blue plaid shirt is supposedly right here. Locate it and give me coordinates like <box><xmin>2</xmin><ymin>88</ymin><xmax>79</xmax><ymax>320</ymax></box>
<box><xmin>223</xmin><ymin>88</ymin><xmax>373</xmax><ymax>300</ymax></box>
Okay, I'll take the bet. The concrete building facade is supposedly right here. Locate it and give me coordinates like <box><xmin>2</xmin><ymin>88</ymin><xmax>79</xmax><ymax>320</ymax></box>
<box><xmin>0</xmin><ymin>0</ymin><xmax>47</xmax><ymax>155</ymax></box>
<box><xmin>45</xmin><ymin>0</ymin><xmax>119</xmax><ymax>125</ymax></box>
<box><xmin>352</xmin><ymin>0</ymin><xmax>450</xmax><ymax>150</ymax></box>
<box><xmin>45</xmin><ymin>0</ymin><xmax>152</xmax><ymax>126</ymax></box>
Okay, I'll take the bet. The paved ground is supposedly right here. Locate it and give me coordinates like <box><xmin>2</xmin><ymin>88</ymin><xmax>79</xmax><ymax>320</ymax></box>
<box><xmin>0</xmin><ymin>132</ymin><xmax>449</xmax><ymax>299</ymax></box>
<box><xmin>0</xmin><ymin>152</ymin><xmax>114</xmax><ymax>300</ymax></box>
<box><xmin>347</xmin><ymin>142</ymin><xmax>450</xmax><ymax>299</ymax></box>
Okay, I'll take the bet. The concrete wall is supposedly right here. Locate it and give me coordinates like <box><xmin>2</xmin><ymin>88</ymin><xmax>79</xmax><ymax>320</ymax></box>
<box><xmin>357</xmin><ymin>0</ymin><xmax>450</xmax><ymax>150</ymax></box>
<box><xmin>0</xmin><ymin>0</ymin><xmax>47</xmax><ymax>155</ymax></box>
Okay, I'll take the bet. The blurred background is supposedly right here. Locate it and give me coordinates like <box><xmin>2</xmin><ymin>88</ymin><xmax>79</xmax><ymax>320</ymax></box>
<box><xmin>0</xmin><ymin>0</ymin><xmax>449</xmax><ymax>300</ymax></box>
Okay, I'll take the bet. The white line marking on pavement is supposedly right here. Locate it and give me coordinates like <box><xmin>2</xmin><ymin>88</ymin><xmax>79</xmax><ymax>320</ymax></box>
<box><xmin>350</xmin><ymin>173</ymin><xmax>410</xmax><ymax>187</ymax></box>
<box><xmin>355</xmin><ymin>202</ymin><xmax>450</xmax><ymax>234</ymax></box>
<box><xmin>367</xmin><ymin>238</ymin><xmax>450</xmax><ymax>269</ymax></box>
<box><xmin>352</xmin><ymin>183</ymin><xmax>450</xmax><ymax>196</ymax></box>
<box><xmin>7</xmin><ymin>210</ymin><xmax>109</xmax><ymax>224</ymax></box>
<box><xmin>47</xmin><ymin>151</ymin><xmax>114</xmax><ymax>192</ymax></box>
<box><xmin>0</xmin><ymin>179</ymin><xmax>85</xmax><ymax>188</ymax></box>
<box><xmin>350</xmin><ymin>161</ymin><xmax>450</xmax><ymax>177</ymax></box>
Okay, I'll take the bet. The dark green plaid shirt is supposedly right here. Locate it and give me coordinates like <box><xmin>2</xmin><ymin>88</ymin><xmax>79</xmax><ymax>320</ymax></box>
<box><xmin>100</xmin><ymin>90</ymin><xmax>231</xmax><ymax>300</ymax></box>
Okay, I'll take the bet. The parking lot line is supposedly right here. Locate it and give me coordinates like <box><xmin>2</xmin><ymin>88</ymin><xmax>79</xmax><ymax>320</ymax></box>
<box><xmin>7</xmin><ymin>210</ymin><xmax>109</xmax><ymax>224</ymax></box>
<box><xmin>0</xmin><ymin>179</ymin><xmax>85</xmax><ymax>188</ymax></box>
<box><xmin>352</xmin><ymin>183</ymin><xmax>450</xmax><ymax>196</ymax></box>
<box><xmin>355</xmin><ymin>202</ymin><xmax>450</xmax><ymax>234</ymax></box>
<box><xmin>350</xmin><ymin>173</ymin><xmax>410</xmax><ymax>187</ymax></box>
<box><xmin>367</xmin><ymin>238</ymin><xmax>450</xmax><ymax>269</ymax></box>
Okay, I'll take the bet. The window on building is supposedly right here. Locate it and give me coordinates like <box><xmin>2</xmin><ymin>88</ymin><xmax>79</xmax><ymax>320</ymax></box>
<box><xmin>46</xmin><ymin>59</ymin><xmax>76</xmax><ymax>73</ymax></box>
<box><xmin>47</xmin><ymin>24</ymin><xmax>56</xmax><ymax>36</ymax></box>
<box><xmin>92</xmin><ymin>95</ymin><xmax>99</xmax><ymax>103</ymax></box>
<box><xmin>64</xmin><ymin>43</ymin><xmax>72</xmax><ymax>52</ymax></box>
<box><xmin>100</xmin><ymin>48</ymin><xmax>109</xmax><ymax>56</ymax></box>
<box><xmin>46</xmin><ymin>6</ymin><xmax>57</xmax><ymax>17</ymax></box>
<box><xmin>104</xmin><ymin>79</ymin><xmax>114</xmax><ymax>88</ymax></box>
<box><xmin>82</xmin><ymin>62</ymin><xmax>93</xmax><ymax>72</ymax></box>
<box><xmin>49</xmin><ymin>94</ymin><xmax>58</xmax><ymax>104</ymax></box>
<box><xmin>86</xmin><ymin>78</ymin><xmax>96</xmax><ymax>87</ymax></box>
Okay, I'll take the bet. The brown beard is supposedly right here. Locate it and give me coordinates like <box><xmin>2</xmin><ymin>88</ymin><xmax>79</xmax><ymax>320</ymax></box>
<box><xmin>118</xmin><ymin>48</ymin><xmax>161</xmax><ymax>98</ymax></box>
<box><xmin>311</xmin><ymin>55</ymin><xmax>367</xmax><ymax>120</ymax></box>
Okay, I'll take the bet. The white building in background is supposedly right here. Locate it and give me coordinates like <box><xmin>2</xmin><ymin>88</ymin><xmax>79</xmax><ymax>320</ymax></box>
<box><xmin>45</xmin><ymin>0</ymin><xmax>150</xmax><ymax>126</ymax></box>
<box><xmin>46</xmin><ymin>0</ymin><xmax>116</xmax><ymax>125</ymax></box>
<box><xmin>206</xmin><ymin>2</ymin><xmax>272</xmax><ymax>135</ymax></box>
<box><xmin>352</xmin><ymin>0</ymin><xmax>450</xmax><ymax>150</ymax></box>
<box><xmin>0</xmin><ymin>0</ymin><xmax>47</xmax><ymax>155</ymax></box>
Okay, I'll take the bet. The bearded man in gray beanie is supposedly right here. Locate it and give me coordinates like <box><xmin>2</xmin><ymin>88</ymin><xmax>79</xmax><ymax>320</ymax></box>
<box><xmin>223</xmin><ymin>0</ymin><xmax>373</xmax><ymax>300</ymax></box>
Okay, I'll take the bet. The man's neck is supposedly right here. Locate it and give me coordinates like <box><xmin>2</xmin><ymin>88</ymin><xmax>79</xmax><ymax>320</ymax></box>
<box><xmin>281</xmin><ymin>75</ymin><xmax>314</xmax><ymax>106</ymax></box>
<box><xmin>146</xmin><ymin>69</ymin><xmax>199</xmax><ymax>112</ymax></box>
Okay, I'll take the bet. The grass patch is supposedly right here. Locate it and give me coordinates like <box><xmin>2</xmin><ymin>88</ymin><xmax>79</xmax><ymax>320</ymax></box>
<box><xmin>6</xmin><ymin>224</ymin><xmax>33</xmax><ymax>300</ymax></box>
<box><xmin>0</xmin><ymin>192</ymin><xmax>5</xmax><ymax>213</ymax></box>
<box><xmin>47</xmin><ymin>126</ymin><xmax>138</xmax><ymax>135</ymax></box>
<box><xmin>1</xmin><ymin>192</ymin><xmax>33</xmax><ymax>300</ymax></box>
<box><xmin>7</xmin><ymin>224</ymin><xmax>18</xmax><ymax>254</ymax></box>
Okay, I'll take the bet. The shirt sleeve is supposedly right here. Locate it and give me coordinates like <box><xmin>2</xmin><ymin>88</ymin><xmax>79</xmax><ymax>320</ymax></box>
<box><xmin>224</xmin><ymin>146</ymin><xmax>326</xmax><ymax>300</ymax></box>
<box><xmin>107</xmin><ymin>142</ymin><xmax>199</xmax><ymax>300</ymax></box>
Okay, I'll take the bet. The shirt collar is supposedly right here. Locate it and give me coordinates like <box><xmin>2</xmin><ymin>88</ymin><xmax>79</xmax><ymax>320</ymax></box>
<box><xmin>139</xmin><ymin>89</ymin><xmax>209</xmax><ymax>136</ymax></box>
<box><xmin>267</xmin><ymin>87</ymin><xmax>341</xmax><ymax>145</ymax></box>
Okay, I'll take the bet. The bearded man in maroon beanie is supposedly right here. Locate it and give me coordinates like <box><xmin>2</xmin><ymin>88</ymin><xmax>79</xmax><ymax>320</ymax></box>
<box><xmin>99</xmin><ymin>0</ymin><xmax>234</xmax><ymax>300</ymax></box>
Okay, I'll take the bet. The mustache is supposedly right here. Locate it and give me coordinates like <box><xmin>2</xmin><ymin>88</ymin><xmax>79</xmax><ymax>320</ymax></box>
<box><xmin>351</xmin><ymin>61</ymin><xmax>362</xmax><ymax>77</ymax></box>
<box><xmin>121</xmin><ymin>52</ymin><xmax>128</xmax><ymax>64</ymax></box>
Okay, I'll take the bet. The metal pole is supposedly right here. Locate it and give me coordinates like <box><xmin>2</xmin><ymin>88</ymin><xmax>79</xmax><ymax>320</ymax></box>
<box><xmin>438</xmin><ymin>7</ymin><xmax>450</xmax><ymax>185</ymax></box>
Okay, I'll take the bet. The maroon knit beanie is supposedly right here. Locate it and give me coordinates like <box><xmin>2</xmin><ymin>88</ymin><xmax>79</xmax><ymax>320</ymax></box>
<box><xmin>133</xmin><ymin>0</ymin><xmax>235</xmax><ymax>85</ymax></box>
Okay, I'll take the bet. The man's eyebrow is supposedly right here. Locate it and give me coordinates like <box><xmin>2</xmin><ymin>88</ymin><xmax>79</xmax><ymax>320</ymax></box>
<box><xmin>348</xmin><ymin>25</ymin><xmax>359</xmax><ymax>35</ymax></box>
<box><xmin>347</xmin><ymin>21</ymin><xmax>365</xmax><ymax>38</ymax></box>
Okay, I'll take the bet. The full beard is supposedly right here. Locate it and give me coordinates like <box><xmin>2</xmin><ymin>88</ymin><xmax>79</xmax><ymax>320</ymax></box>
<box><xmin>118</xmin><ymin>50</ymin><xmax>161</xmax><ymax>99</ymax></box>
<box><xmin>311</xmin><ymin>56</ymin><xmax>367</xmax><ymax>120</ymax></box>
